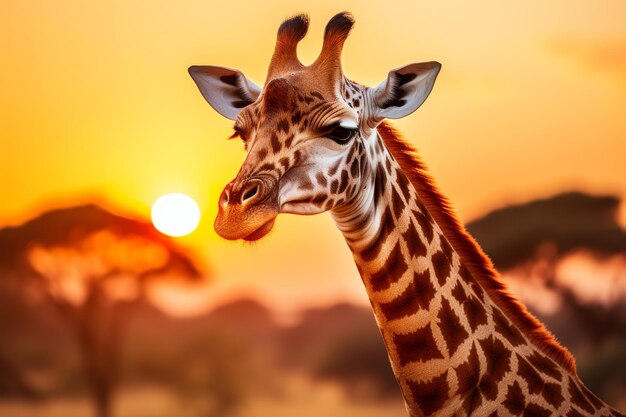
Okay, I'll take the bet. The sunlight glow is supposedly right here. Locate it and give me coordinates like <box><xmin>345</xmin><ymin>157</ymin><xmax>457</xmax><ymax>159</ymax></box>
<box><xmin>151</xmin><ymin>193</ymin><xmax>201</xmax><ymax>237</ymax></box>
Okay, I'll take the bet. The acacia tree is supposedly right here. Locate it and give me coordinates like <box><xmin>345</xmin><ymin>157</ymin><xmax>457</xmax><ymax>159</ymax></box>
<box><xmin>0</xmin><ymin>204</ymin><xmax>202</xmax><ymax>417</ymax></box>
<box><xmin>466</xmin><ymin>191</ymin><xmax>626</xmax><ymax>403</ymax></box>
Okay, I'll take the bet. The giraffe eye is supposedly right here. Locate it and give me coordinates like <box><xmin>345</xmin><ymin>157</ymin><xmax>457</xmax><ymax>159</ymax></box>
<box><xmin>229</xmin><ymin>127</ymin><xmax>248</xmax><ymax>142</ymax></box>
<box><xmin>327</xmin><ymin>126</ymin><xmax>357</xmax><ymax>144</ymax></box>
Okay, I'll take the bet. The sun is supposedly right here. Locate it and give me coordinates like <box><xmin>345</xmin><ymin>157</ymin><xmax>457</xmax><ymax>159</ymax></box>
<box><xmin>151</xmin><ymin>193</ymin><xmax>201</xmax><ymax>237</ymax></box>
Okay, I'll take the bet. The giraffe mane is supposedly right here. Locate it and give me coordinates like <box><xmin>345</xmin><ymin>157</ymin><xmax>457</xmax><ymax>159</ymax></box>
<box><xmin>377</xmin><ymin>120</ymin><xmax>578</xmax><ymax>374</ymax></box>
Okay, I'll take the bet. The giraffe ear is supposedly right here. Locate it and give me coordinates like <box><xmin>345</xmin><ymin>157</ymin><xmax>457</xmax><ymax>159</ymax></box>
<box><xmin>188</xmin><ymin>65</ymin><xmax>261</xmax><ymax>120</ymax></box>
<box><xmin>371</xmin><ymin>62</ymin><xmax>441</xmax><ymax>120</ymax></box>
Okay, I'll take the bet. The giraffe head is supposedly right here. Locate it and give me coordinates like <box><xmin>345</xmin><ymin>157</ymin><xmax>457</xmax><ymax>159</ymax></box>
<box><xmin>189</xmin><ymin>12</ymin><xmax>440</xmax><ymax>241</ymax></box>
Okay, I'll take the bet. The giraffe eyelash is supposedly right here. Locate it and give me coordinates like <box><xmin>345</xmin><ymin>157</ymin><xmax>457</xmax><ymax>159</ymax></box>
<box><xmin>229</xmin><ymin>127</ymin><xmax>248</xmax><ymax>142</ymax></box>
<box><xmin>324</xmin><ymin>123</ymin><xmax>358</xmax><ymax>145</ymax></box>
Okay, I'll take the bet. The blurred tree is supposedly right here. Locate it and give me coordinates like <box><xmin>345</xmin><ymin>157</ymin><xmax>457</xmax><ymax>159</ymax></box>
<box><xmin>466</xmin><ymin>191</ymin><xmax>626</xmax><ymax>269</ymax></box>
<box><xmin>281</xmin><ymin>304</ymin><xmax>401</xmax><ymax>401</ymax></box>
<box><xmin>314</xmin><ymin>326</ymin><xmax>399</xmax><ymax>401</ymax></box>
<box><xmin>0</xmin><ymin>204</ymin><xmax>203</xmax><ymax>417</ymax></box>
<box><xmin>466</xmin><ymin>191</ymin><xmax>626</xmax><ymax>407</ymax></box>
<box><xmin>0</xmin><ymin>352</ymin><xmax>40</xmax><ymax>399</ymax></box>
<box><xmin>122</xmin><ymin>298</ymin><xmax>277</xmax><ymax>417</ymax></box>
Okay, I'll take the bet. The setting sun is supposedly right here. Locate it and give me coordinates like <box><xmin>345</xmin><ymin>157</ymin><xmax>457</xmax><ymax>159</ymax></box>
<box><xmin>151</xmin><ymin>193</ymin><xmax>201</xmax><ymax>237</ymax></box>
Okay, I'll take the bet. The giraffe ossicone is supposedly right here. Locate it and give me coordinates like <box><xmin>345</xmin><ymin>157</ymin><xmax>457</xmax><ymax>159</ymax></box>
<box><xmin>189</xmin><ymin>11</ymin><xmax>624</xmax><ymax>417</ymax></box>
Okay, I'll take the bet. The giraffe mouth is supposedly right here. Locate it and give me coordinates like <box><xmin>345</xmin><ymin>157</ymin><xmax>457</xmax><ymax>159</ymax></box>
<box><xmin>242</xmin><ymin>218</ymin><xmax>276</xmax><ymax>241</ymax></box>
<box><xmin>214</xmin><ymin>174</ymin><xmax>280</xmax><ymax>241</ymax></box>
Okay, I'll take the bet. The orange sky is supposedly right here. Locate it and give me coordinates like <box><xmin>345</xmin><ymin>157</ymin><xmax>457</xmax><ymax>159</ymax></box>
<box><xmin>3</xmin><ymin>1</ymin><xmax>626</xmax><ymax>316</ymax></box>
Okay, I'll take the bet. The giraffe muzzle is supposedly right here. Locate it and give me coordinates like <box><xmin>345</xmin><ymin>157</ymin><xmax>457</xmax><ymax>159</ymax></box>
<box><xmin>214</xmin><ymin>175</ymin><xmax>279</xmax><ymax>241</ymax></box>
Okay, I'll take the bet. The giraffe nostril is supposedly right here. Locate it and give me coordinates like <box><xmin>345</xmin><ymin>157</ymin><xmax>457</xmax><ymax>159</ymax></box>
<box><xmin>220</xmin><ymin>186</ymin><xmax>231</xmax><ymax>206</ymax></box>
<box><xmin>242</xmin><ymin>184</ymin><xmax>260</xmax><ymax>203</ymax></box>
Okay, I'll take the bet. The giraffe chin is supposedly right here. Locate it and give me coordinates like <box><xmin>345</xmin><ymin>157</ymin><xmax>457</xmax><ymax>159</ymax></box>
<box><xmin>214</xmin><ymin>214</ymin><xmax>277</xmax><ymax>242</ymax></box>
<box><xmin>241</xmin><ymin>218</ymin><xmax>276</xmax><ymax>242</ymax></box>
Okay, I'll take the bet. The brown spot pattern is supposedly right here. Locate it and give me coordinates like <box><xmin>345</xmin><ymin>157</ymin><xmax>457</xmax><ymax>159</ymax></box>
<box><xmin>432</xmin><ymin>251</ymin><xmax>451</xmax><ymax>286</ymax></box>
<box><xmin>463</xmin><ymin>390</ymin><xmax>482</xmax><ymax>414</ymax></box>
<box><xmin>414</xmin><ymin>209</ymin><xmax>434</xmax><ymax>242</ymax></box>
<box><xmin>374</xmin><ymin>163</ymin><xmax>387</xmax><ymax>199</ymax></box>
<box><xmin>440</xmin><ymin>236</ymin><xmax>453</xmax><ymax>259</ymax></box>
<box><xmin>523</xmin><ymin>403</ymin><xmax>551</xmax><ymax>417</ymax></box>
<box><xmin>517</xmin><ymin>354</ymin><xmax>543</xmax><ymax>395</ymax></box>
<box><xmin>278</xmin><ymin>157</ymin><xmax>290</xmax><ymax>170</ymax></box>
<box><xmin>277</xmin><ymin>118</ymin><xmax>289</xmax><ymax>133</ymax></box>
<box><xmin>504</xmin><ymin>381</ymin><xmax>526</xmax><ymax>415</ymax></box>
<box><xmin>492</xmin><ymin>309</ymin><xmax>526</xmax><ymax>347</ymax></box>
<box><xmin>391</xmin><ymin>188</ymin><xmax>404</xmax><ymax>219</ymax></box>
<box><xmin>407</xmin><ymin>372</ymin><xmax>449</xmax><ymax>416</ymax></box>
<box><xmin>402</xmin><ymin>220</ymin><xmax>427</xmax><ymax>259</ymax></box>
<box><xmin>380</xmin><ymin>271</ymin><xmax>435</xmax><ymax>320</ymax></box>
<box><xmin>310</xmin><ymin>193</ymin><xmax>326</xmax><ymax>207</ymax></box>
<box><xmin>463</xmin><ymin>295</ymin><xmax>489</xmax><ymax>331</ymax></box>
<box><xmin>330</xmin><ymin>179</ymin><xmax>339</xmax><ymax>194</ymax></box>
<box><xmin>369</xmin><ymin>241</ymin><xmax>408</xmax><ymax>292</ymax></box>
<box><xmin>315</xmin><ymin>172</ymin><xmax>327</xmax><ymax>187</ymax></box>
<box><xmin>479</xmin><ymin>336</ymin><xmax>511</xmax><ymax>381</ymax></box>
<box><xmin>459</xmin><ymin>264</ymin><xmax>482</xmax><ymax>297</ymax></box>
<box><xmin>350</xmin><ymin>158</ymin><xmax>359</xmax><ymax>177</ymax></box>
<box><xmin>451</xmin><ymin>282</ymin><xmax>467</xmax><ymax>304</ymax></box>
<box><xmin>543</xmin><ymin>382</ymin><xmax>564</xmax><ymax>408</ymax></box>
<box><xmin>479</xmin><ymin>376</ymin><xmax>498</xmax><ymax>401</ymax></box>
<box><xmin>568</xmin><ymin>377</ymin><xmax>594</xmax><ymax>414</ymax></box>
<box><xmin>270</xmin><ymin>132</ymin><xmax>281</xmax><ymax>153</ymax></box>
<box><xmin>393</xmin><ymin>325</ymin><xmax>444</xmax><ymax>366</ymax></box>
<box><xmin>290</xmin><ymin>110</ymin><xmax>303</xmax><ymax>124</ymax></box>
<box><xmin>527</xmin><ymin>352</ymin><xmax>561</xmax><ymax>381</ymax></box>
<box><xmin>455</xmin><ymin>343</ymin><xmax>481</xmax><ymax>412</ymax></box>
<box><xmin>258</xmin><ymin>162</ymin><xmax>274</xmax><ymax>173</ymax></box>
<box><xmin>284</xmin><ymin>134</ymin><xmax>294</xmax><ymax>148</ymax></box>
<box><xmin>379</xmin><ymin>280</ymin><xmax>422</xmax><ymax>321</ymax></box>
<box><xmin>581</xmin><ymin>384</ymin><xmax>606</xmax><ymax>409</ymax></box>
<box><xmin>337</xmin><ymin>170</ymin><xmax>349</xmax><ymax>193</ymax></box>
<box><xmin>438</xmin><ymin>298</ymin><xmax>468</xmax><ymax>357</ymax></box>
<box><xmin>395</xmin><ymin>170</ymin><xmax>412</xmax><ymax>202</ymax></box>
<box><xmin>298</xmin><ymin>176</ymin><xmax>314</xmax><ymax>191</ymax></box>
<box><xmin>412</xmin><ymin>270</ymin><xmax>436</xmax><ymax>309</ymax></box>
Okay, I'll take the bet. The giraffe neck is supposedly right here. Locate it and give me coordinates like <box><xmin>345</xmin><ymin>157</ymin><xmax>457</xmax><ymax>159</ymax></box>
<box><xmin>330</xmin><ymin>127</ymin><xmax>617</xmax><ymax>416</ymax></box>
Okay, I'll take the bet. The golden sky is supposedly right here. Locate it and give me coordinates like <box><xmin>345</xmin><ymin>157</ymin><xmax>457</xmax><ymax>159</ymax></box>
<box><xmin>3</xmin><ymin>0</ymin><xmax>626</xmax><ymax>315</ymax></box>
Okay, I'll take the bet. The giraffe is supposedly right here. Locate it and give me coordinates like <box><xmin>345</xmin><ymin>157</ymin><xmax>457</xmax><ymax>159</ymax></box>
<box><xmin>188</xmin><ymin>12</ymin><xmax>625</xmax><ymax>417</ymax></box>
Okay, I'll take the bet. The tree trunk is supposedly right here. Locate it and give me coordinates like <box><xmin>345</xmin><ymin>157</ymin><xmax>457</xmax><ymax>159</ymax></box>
<box><xmin>72</xmin><ymin>288</ymin><xmax>118</xmax><ymax>417</ymax></box>
<box><xmin>93</xmin><ymin>376</ymin><xmax>113</xmax><ymax>417</ymax></box>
